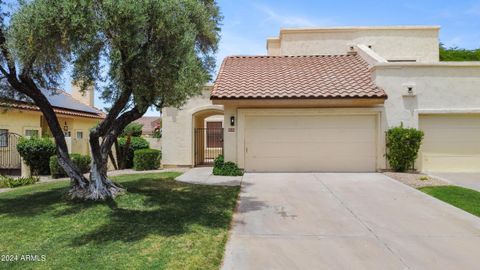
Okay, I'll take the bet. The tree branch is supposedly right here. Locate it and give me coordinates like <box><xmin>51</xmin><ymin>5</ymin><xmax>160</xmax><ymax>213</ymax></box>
<box><xmin>93</xmin><ymin>48</ymin><xmax>135</xmax><ymax>136</ymax></box>
<box><xmin>100</xmin><ymin>106</ymin><xmax>146</xmax><ymax>156</ymax></box>
<box><xmin>0</xmin><ymin>28</ymin><xmax>16</xmax><ymax>76</ymax></box>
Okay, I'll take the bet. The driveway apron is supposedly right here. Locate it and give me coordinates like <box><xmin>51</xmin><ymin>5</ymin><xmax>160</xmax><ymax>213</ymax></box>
<box><xmin>222</xmin><ymin>173</ymin><xmax>480</xmax><ymax>270</ymax></box>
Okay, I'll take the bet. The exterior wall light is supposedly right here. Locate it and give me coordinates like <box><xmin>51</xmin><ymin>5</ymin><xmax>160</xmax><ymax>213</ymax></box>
<box><xmin>230</xmin><ymin>116</ymin><xmax>235</xmax><ymax>126</ymax></box>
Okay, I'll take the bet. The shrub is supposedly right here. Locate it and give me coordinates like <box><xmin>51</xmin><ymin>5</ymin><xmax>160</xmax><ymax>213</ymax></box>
<box><xmin>49</xmin><ymin>154</ymin><xmax>91</xmax><ymax>178</ymax></box>
<box><xmin>212</xmin><ymin>155</ymin><xmax>243</xmax><ymax>176</ymax></box>
<box><xmin>386</xmin><ymin>124</ymin><xmax>424</xmax><ymax>172</ymax></box>
<box><xmin>419</xmin><ymin>176</ymin><xmax>429</xmax><ymax>181</ymax></box>
<box><xmin>121</xmin><ymin>122</ymin><xmax>143</xmax><ymax>137</ymax></box>
<box><xmin>118</xmin><ymin>136</ymin><xmax>150</xmax><ymax>168</ymax></box>
<box><xmin>152</xmin><ymin>128</ymin><xmax>162</xmax><ymax>138</ymax></box>
<box><xmin>16</xmin><ymin>137</ymin><xmax>56</xmax><ymax>175</ymax></box>
<box><xmin>133</xmin><ymin>149</ymin><xmax>161</xmax><ymax>171</ymax></box>
<box><xmin>0</xmin><ymin>175</ymin><xmax>39</xmax><ymax>188</ymax></box>
<box><xmin>214</xmin><ymin>154</ymin><xmax>224</xmax><ymax>168</ymax></box>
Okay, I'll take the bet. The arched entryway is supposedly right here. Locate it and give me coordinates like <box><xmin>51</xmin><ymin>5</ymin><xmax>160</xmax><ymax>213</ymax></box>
<box><xmin>192</xmin><ymin>108</ymin><xmax>224</xmax><ymax>166</ymax></box>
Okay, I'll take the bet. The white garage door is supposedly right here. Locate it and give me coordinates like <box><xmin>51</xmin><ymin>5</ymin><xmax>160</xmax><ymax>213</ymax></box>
<box><xmin>244</xmin><ymin>114</ymin><xmax>377</xmax><ymax>172</ymax></box>
<box><xmin>419</xmin><ymin>114</ymin><xmax>480</xmax><ymax>172</ymax></box>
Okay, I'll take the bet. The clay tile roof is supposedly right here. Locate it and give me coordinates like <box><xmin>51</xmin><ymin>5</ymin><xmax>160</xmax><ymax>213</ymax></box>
<box><xmin>0</xmin><ymin>101</ymin><xmax>105</xmax><ymax>119</ymax></box>
<box><xmin>211</xmin><ymin>54</ymin><xmax>387</xmax><ymax>99</ymax></box>
<box><xmin>134</xmin><ymin>116</ymin><xmax>162</xmax><ymax>135</ymax></box>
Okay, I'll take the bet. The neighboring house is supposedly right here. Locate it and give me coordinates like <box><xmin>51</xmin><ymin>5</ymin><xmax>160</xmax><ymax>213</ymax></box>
<box><xmin>162</xmin><ymin>25</ymin><xmax>480</xmax><ymax>173</ymax></box>
<box><xmin>134</xmin><ymin>116</ymin><xmax>162</xmax><ymax>137</ymax></box>
<box><xmin>0</xmin><ymin>84</ymin><xmax>104</xmax><ymax>174</ymax></box>
<box><xmin>134</xmin><ymin>116</ymin><xmax>163</xmax><ymax>151</ymax></box>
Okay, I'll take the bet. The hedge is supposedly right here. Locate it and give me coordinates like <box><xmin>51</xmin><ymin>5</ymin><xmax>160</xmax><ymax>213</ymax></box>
<box><xmin>386</xmin><ymin>125</ymin><xmax>424</xmax><ymax>172</ymax></box>
<box><xmin>16</xmin><ymin>137</ymin><xmax>56</xmax><ymax>175</ymax></box>
<box><xmin>0</xmin><ymin>175</ymin><xmax>39</xmax><ymax>188</ymax></box>
<box><xmin>49</xmin><ymin>154</ymin><xmax>91</xmax><ymax>178</ymax></box>
<box><xmin>118</xmin><ymin>136</ymin><xmax>150</xmax><ymax>168</ymax></box>
<box><xmin>133</xmin><ymin>149</ymin><xmax>161</xmax><ymax>171</ymax></box>
<box><xmin>212</xmin><ymin>155</ymin><xmax>243</xmax><ymax>176</ymax></box>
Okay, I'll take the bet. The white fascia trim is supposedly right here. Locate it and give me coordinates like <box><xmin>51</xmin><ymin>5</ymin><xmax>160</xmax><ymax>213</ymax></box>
<box><xmin>411</xmin><ymin>108</ymin><xmax>480</xmax><ymax>129</ymax></box>
<box><xmin>356</xmin><ymin>44</ymin><xmax>387</xmax><ymax>66</ymax></box>
<box><xmin>371</xmin><ymin>62</ymin><xmax>480</xmax><ymax>71</ymax></box>
<box><xmin>416</xmin><ymin>108</ymin><xmax>480</xmax><ymax>114</ymax></box>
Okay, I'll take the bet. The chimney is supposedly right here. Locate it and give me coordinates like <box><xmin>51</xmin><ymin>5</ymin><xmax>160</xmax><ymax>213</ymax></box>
<box><xmin>71</xmin><ymin>82</ymin><xmax>94</xmax><ymax>107</ymax></box>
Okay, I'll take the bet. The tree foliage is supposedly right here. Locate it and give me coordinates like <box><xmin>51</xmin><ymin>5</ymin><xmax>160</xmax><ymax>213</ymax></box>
<box><xmin>1</xmin><ymin>0</ymin><xmax>221</xmax><ymax>200</ymax></box>
<box><xmin>440</xmin><ymin>43</ymin><xmax>480</xmax><ymax>61</ymax></box>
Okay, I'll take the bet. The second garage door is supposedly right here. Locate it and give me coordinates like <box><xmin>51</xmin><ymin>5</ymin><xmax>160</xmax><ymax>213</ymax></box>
<box><xmin>419</xmin><ymin>114</ymin><xmax>480</xmax><ymax>172</ymax></box>
<box><xmin>244</xmin><ymin>114</ymin><xmax>377</xmax><ymax>172</ymax></box>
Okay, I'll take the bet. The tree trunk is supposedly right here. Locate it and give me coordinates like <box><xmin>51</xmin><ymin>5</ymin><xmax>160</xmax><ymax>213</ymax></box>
<box><xmin>77</xmin><ymin>133</ymin><xmax>124</xmax><ymax>200</ymax></box>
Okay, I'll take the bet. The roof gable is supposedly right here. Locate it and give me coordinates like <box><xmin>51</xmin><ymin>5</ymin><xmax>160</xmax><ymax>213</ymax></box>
<box><xmin>211</xmin><ymin>54</ymin><xmax>387</xmax><ymax>99</ymax></box>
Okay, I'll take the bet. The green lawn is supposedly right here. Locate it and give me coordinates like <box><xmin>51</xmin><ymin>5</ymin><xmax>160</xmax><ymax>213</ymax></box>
<box><xmin>419</xmin><ymin>185</ymin><xmax>480</xmax><ymax>217</ymax></box>
<box><xmin>0</xmin><ymin>172</ymin><xmax>240</xmax><ymax>270</ymax></box>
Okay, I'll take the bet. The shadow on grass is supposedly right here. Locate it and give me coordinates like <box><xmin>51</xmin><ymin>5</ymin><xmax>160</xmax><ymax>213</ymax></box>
<box><xmin>0</xmin><ymin>175</ymin><xmax>267</xmax><ymax>247</ymax></box>
<box><xmin>69</xmin><ymin>178</ymin><xmax>257</xmax><ymax>246</ymax></box>
<box><xmin>0</xmin><ymin>186</ymin><xmax>71</xmax><ymax>217</ymax></box>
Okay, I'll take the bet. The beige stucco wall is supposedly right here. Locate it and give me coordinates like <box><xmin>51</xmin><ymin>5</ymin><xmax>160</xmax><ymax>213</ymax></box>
<box><xmin>267</xmin><ymin>26</ymin><xmax>439</xmax><ymax>62</ymax></box>
<box><xmin>373</xmin><ymin>63</ymin><xmax>480</xmax><ymax>128</ymax></box>
<box><xmin>0</xmin><ymin>109</ymin><xmax>42</xmax><ymax>136</ymax></box>
<box><xmin>161</xmin><ymin>86</ymin><xmax>223</xmax><ymax>167</ymax></box>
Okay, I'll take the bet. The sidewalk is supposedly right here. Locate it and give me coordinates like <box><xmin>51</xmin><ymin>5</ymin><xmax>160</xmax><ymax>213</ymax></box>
<box><xmin>176</xmin><ymin>167</ymin><xmax>242</xmax><ymax>186</ymax></box>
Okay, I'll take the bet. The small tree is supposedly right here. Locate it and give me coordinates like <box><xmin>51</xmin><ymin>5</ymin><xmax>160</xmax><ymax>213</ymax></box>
<box><xmin>0</xmin><ymin>0</ymin><xmax>221</xmax><ymax>200</ymax></box>
<box><xmin>385</xmin><ymin>124</ymin><xmax>424</xmax><ymax>172</ymax></box>
<box><xmin>121</xmin><ymin>122</ymin><xmax>143</xmax><ymax>137</ymax></box>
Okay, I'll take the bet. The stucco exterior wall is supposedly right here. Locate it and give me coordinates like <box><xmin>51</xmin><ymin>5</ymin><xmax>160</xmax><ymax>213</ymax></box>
<box><xmin>0</xmin><ymin>109</ymin><xmax>42</xmax><ymax>136</ymax></box>
<box><xmin>71</xmin><ymin>118</ymin><xmax>100</xmax><ymax>155</ymax></box>
<box><xmin>373</xmin><ymin>64</ymin><xmax>480</xmax><ymax>128</ymax></box>
<box><xmin>162</xmin><ymin>87</ymin><xmax>223</xmax><ymax>167</ymax></box>
<box><xmin>267</xmin><ymin>27</ymin><xmax>439</xmax><ymax>62</ymax></box>
<box><xmin>223</xmin><ymin>105</ymin><xmax>237</xmax><ymax>163</ymax></box>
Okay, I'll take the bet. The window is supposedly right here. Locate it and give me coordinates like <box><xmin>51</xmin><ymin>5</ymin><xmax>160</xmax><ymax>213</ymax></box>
<box><xmin>25</xmin><ymin>129</ymin><xmax>39</xmax><ymax>137</ymax></box>
<box><xmin>76</xmin><ymin>131</ymin><xmax>84</xmax><ymax>139</ymax></box>
<box><xmin>0</xmin><ymin>129</ymin><xmax>7</xmax><ymax>147</ymax></box>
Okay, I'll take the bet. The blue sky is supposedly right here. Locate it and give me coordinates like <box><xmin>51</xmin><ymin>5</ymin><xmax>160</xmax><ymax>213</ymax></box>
<box><xmin>10</xmin><ymin>0</ymin><xmax>480</xmax><ymax>116</ymax></box>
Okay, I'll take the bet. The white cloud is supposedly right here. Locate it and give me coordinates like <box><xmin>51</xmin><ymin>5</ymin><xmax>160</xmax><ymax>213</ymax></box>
<box><xmin>253</xmin><ymin>3</ymin><xmax>334</xmax><ymax>27</ymax></box>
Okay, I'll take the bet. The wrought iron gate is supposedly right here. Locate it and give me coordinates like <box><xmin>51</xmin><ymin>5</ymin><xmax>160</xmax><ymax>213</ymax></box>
<box><xmin>0</xmin><ymin>132</ymin><xmax>22</xmax><ymax>174</ymax></box>
<box><xmin>194</xmin><ymin>128</ymin><xmax>224</xmax><ymax>166</ymax></box>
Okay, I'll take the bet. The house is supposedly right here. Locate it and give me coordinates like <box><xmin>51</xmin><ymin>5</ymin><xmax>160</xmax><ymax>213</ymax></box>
<box><xmin>0</xmin><ymin>84</ymin><xmax>104</xmax><ymax>174</ymax></box>
<box><xmin>134</xmin><ymin>116</ymin><xmax>162</xmax><ymax>137</ymax></box>
<box><xmin>162</xmin><ymin>25</ymin><xmax>480</xmax><ymax>173</ymax></box>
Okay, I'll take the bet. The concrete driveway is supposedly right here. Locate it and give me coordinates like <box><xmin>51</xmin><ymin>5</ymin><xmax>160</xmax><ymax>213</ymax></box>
<box><xmin>222</xmin><ymin>173</ymin><xmax>480</xmax><ymax>270</ymax></box>
<box><xmin>432</xmin><ymin>173</ymin><xmax>480</xmax><ymax>192</ymax></box>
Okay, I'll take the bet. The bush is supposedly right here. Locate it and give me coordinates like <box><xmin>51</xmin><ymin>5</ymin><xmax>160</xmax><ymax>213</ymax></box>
<box><xmin>212</xmin><ymin>155</ymin><xmax>243</xmax><ymax>176</ymax></box>
<box><xmin>49</xmin><ymin>154</ymin><xmax>91</xmax><ymax>178</ymax></box>
<box><xmin>133</xmin><ymin>149</ymin><xmax>161</xmax><ymax>171</ymax></box>
<box><xmin>121</xmin><ymin>122</ymin><xmax>143</xmax><ymax>137</ymax></box>
<box><xmin>16</xmin><ymin>137</ymin><xmax>56</xmax><ymax>175</ymax></box>
<box><xmin>0</xmin><ymin>175</ymin><xmax>39</xmax><ymax>188</ymax></box>
<box><xmin>152</xmin><ymin>128</ymin><xmax>162</xmax><ymax>138</ymax></box>
<box><xmin>118</xmin><ymin>136</ymin><xmax>150</xmax><ymax>168</ymax></box>
<box><xmin>386</xmin><ymin>124</ymin><xmax>424</xmax><ymax>172</ymax></box>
